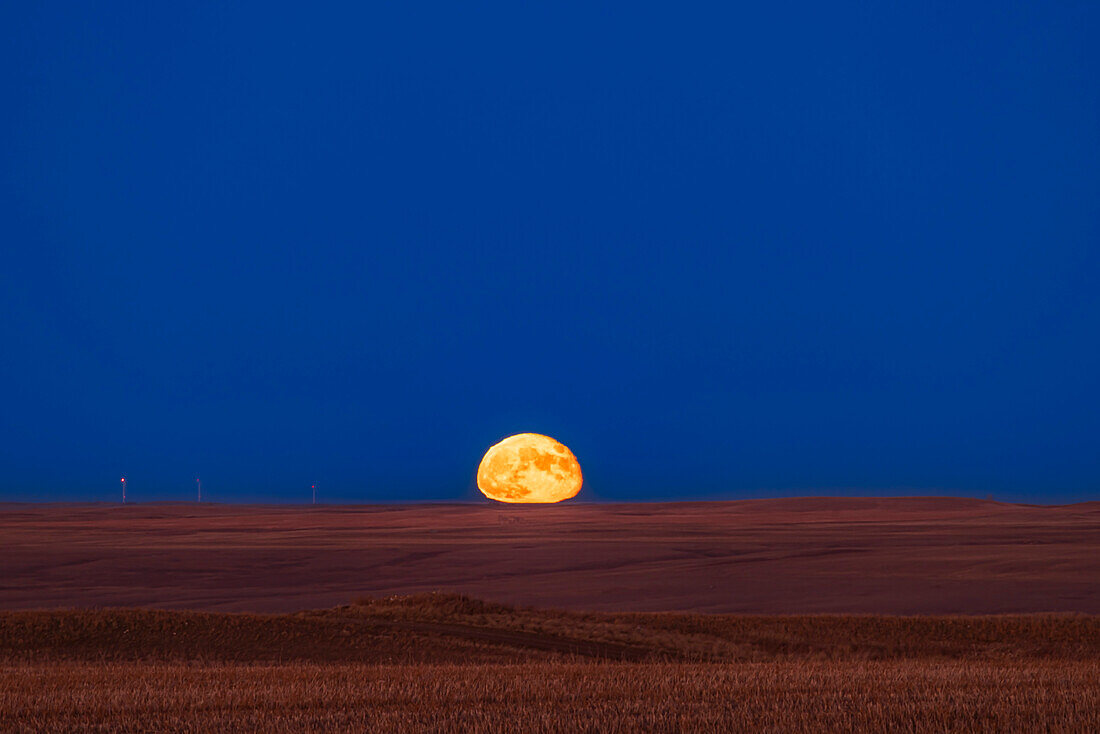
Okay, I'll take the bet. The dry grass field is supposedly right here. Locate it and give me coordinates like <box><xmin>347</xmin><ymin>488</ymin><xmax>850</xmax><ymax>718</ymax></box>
<box><xmin>4</xmin><ymin>499</ymin><xmax>1098</xmax><ymax>730</ymax></box>
<box><xmin>4</xmin><ymin>593</ymin><xmax>1100</xmax><ymax>664</ymax></box>
<box><xmin>2</xmin><ymin>594</ymin><xmax>1100</xmax><ymax>732</ymax></box>
<box><xmin>2</xmin><ymin>498</ymin><xmax>1099</xmax><ymax>614</ymax></box>
<box><xmin>6</xmin><ymin>660</ymin><xmax>1098</xmax><ymax>733</ymax></box>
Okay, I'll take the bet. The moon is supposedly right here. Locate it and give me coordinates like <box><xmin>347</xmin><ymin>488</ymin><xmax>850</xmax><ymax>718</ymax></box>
<box><xmin>477</xmin><ymin>433</ymin><xmax>583</xmax><ymax>504</ymax></box>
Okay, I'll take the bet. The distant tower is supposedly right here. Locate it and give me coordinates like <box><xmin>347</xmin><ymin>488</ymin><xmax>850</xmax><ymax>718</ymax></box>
<box><xmin>121</xmin><ymin>476</ymin><xmax>127</xmax><ymax>504</ymax></box>
<box><xmin>196</xmin><ymin>476</ymin><xmax>202</xmax><ymax>503</ymax></box>
<box><xmin>312</xmin><ymin>483</ymin><xmax>317</xmax><ymax>505</ymax></box>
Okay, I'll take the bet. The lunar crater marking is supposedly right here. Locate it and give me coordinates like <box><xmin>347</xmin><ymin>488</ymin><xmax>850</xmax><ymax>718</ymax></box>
<box><xmin>477</xmin><ymin>433</ymin><xmax>582</xmax><ymax>504</ymax></box>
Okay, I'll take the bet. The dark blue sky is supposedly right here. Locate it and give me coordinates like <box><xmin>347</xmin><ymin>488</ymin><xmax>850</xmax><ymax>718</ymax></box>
<box><xmin>2</xmin><ymin>2</ymin><xmax>1097</xmax><ymax>503</ymax></box>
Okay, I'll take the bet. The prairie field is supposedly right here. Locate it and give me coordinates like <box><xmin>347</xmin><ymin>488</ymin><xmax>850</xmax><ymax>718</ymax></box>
<box><xmin>4</xmin><ymin>498</ymin><xmax>1099</xmax><ymax>731</ymax></box>
<box><xmin>2</xmin><ymin>594</ymin><xmax>1099</xmax><ymax>732</ymax></box>
<box><xmin>3</xmin><ymin>498</ymin><xmax>1098</xmax><ymax>614</ymax></box>
<box><xmin>5</xmin><ymin>660</ymin><xmax>1099</xmax><ymax>733</ymax></box>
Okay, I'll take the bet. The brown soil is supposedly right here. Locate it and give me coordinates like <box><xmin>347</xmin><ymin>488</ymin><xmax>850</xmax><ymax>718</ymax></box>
<box><xmin>2</xmin><ymin>497</ymin><xmax>1097</xmax><ymax>613</ymax></box>
<box><xmin>3</xmin><ymin>598</ymin><xmax>1099</xmax><ymax>732</ymax></box>
<box><xmin>3</xmin><ymin>593</ymin><xmax>1099</xmax><ymax>664</ymax></box>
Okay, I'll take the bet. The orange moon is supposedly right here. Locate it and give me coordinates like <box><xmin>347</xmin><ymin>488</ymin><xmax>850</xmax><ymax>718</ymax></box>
<box><xmin>476</xmin><ymin>433</ymin><xmax>583</xmax><ymax>503</ymax></box>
